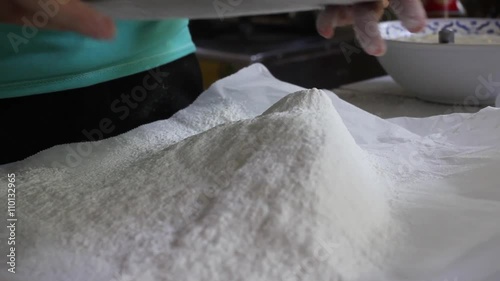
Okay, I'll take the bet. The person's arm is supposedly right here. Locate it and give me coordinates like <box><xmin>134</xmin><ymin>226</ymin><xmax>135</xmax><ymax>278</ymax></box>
<box><xmin>0</xmin><ymin>0</ymin><xmax>115</xmax><ymax>39</ymax></box>
<box><xmin>0</xmin><ymin>0</ymin><xmax>426</xmax><ymax>55</ymax></box>
<box><xmin>316</xmin><ymin>0</ymin><xmax>427</xmax><ymax>56</ymax></box>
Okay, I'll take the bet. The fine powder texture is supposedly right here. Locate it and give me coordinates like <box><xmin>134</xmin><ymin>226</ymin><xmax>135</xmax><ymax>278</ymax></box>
<box><xmin>4</xmin><ymin>89</ymin><xmax>397</xmax><ymax>281</ymax></box>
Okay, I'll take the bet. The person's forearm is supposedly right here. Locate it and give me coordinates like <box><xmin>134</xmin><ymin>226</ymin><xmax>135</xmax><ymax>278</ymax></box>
<box><xmin>0</xmin><ymin>0</ymin><xmax>114</xmax><ymax>39</ymax></box>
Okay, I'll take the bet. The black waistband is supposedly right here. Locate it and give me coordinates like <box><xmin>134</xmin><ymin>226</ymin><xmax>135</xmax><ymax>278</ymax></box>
<box><xmin>0</xmin><ymin>54</ymin><xmax>203</xmax><ymax>164</ymax></box>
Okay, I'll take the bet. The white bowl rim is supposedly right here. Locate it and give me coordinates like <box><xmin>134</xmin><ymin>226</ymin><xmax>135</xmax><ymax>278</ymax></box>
<box><xmin>379</xmin><ymin>18</ymin><xmax>500</xmax><ymax>49</ymax></box>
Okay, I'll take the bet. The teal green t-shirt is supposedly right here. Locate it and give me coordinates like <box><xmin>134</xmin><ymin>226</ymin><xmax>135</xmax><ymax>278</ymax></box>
<box><xmin>0</xmin><ymin>19</ymin><xmax>196</xmax><ymax>99</ymax></box>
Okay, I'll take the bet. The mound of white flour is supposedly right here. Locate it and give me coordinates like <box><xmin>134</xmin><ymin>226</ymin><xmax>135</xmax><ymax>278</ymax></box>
<box><xmin>3</xmin><ymin>89</ymin><xmax>396</xmax><ymax>281</ymax></box>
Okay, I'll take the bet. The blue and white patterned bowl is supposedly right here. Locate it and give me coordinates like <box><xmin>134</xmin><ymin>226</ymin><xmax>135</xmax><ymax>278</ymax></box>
<box><xmin>377</xmin><ymin>18</ymin><xmax>500</xmax><ymax>105</ymax></box>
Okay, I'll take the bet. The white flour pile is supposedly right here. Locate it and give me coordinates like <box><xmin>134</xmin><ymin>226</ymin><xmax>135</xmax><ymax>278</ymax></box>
<box><xmin>1</xmin><ymin>89</ymin><xmax>397</xmax><ymax>281</ymax></box>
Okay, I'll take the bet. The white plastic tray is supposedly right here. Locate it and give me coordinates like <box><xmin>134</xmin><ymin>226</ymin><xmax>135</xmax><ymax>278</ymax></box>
<box><xmin>86</xmin><ymin>0</ymin><xmax>376</xmax><ymax>19</ymax></box>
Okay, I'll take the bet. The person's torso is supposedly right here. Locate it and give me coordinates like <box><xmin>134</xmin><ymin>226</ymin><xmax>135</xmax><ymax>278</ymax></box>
<box><xmin>0</xmin><ymin>19</ymin><xmax>196</xmax><ymax>99</ymax></box>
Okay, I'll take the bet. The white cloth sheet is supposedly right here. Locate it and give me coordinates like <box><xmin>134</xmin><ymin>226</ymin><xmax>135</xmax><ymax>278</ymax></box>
<box><xmin>1</xmin><ymin>64</ymin><xmax>499</xmax><ymax>281</ymax></box>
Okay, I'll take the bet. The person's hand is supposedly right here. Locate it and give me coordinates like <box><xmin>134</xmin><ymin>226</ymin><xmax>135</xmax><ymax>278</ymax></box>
<box><xmin>316</xmin><ymin>0</ymin><xmax>427</xmax><ymax>56</ymax></box>
<box><xmin>0</xmin><ymin>0</ymin><xmax>115</xmax><ymax>39</ymax></box>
